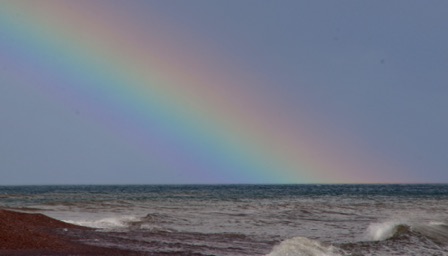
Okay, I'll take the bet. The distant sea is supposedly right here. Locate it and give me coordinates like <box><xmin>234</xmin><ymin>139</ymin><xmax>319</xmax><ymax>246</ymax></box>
<box><xmin>1</xmin><ymin>184</ymin><xmax>447</xmax><ymax>255</ymax></box>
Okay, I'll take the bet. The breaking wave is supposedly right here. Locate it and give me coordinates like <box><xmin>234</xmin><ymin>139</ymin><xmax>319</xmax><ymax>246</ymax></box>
<box><xmin>267</xmin><ymin>237</ymin><xmax>342</xmax><ymax>256</ymax></box>
<box><xmin>64</xmin><ymin>215</ymin><xmax>139</xmax><ymax>229</ymax></box>
<box><xmin>365</xmin><ymin>220</ymin><xmax>409</xmax><ymax>241</ymax></box>
<box><xmin>63</xmin><ymin>213</ymin><xmax>176</xmax><ymax>231</ymax></box>
<box><xmin>365</xmin><ymin>219</ymin><xmax>448</xmax><ymax>243</ymax></box>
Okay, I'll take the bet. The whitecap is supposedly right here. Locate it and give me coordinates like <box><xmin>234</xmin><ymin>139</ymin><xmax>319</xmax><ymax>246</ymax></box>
<box><xmin>365</xmin><ymin>220</ymin><xmax>405</xmax><ymax>241</ymax></box>
<box><xmin>364</xmin><ymin>218</ymin><xmax>448</xmax><ymax>243</ymax></box>
<box><xmin>63</xmin><ymin>215</ymin><xmax>139</xmax><ymax>229</ymax></box>
<box><xmin>267</xmin><ymin>236</ymin><xmax>342</xmax><ymax>256</ymax></box>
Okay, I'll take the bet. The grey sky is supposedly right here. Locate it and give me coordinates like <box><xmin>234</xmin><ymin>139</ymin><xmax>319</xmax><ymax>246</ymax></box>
<box><xmin>1</xmin><ymin>1</ymin><xmax>447</xmax><ymax>184</ymax></box>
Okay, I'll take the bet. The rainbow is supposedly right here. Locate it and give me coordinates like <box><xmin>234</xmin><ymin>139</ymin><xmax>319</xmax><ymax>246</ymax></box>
<box><xmin>0</xmin><ymin>1</ymin><xmax>395</xmax><ymax>183</ymax></box>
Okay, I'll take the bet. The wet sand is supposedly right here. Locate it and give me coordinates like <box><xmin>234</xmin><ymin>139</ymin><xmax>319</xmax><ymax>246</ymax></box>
<box><xmin>0</xmin><ymin>209</ymin><xmax>141</xmax><ymax>255</ymax></box>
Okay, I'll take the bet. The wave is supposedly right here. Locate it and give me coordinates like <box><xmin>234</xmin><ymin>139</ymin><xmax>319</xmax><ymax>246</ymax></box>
<box><xmin>268</xmin><ymin>219</ymin><xmax>448</xmax><ymax>256</ymax></box>
<box><xmin>63</xmin><ymin>213</ymin><xmax>176</xmax><ymax>231</ymax></box>
<box><xmin>334</xmin><ymin>219</ymin><xmax>448</xmax><ymax>256</ymax></box>
<box><xmin>64</xmin><ymin>215</ymin><xmax>140</xmax><ymax>229</ymax></box>
<box><xmin>267</xmin><ymin>237</ymin><xmax>342</xmax><ymax>256</ymax></box>
<box><xmin>365</xmin><ymin>219</ymin><xmax>448</xmax><ymax>244</ymax></box>
<box><xmin>365</xmin><ymin>220</ymin><xmax>409</xmax><ymax>241</ymax></box>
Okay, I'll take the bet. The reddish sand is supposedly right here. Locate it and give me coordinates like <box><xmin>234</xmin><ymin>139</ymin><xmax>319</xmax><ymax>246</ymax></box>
<box><xmin>0</xmin><ymin>209</ymin><xmax>140</xmax><ymax>255</ymax></box>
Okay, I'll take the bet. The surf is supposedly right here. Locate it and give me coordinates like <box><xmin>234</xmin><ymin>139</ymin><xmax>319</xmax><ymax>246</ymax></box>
<box><xmin>267</xmin><ymin>237</ymin><xmax>342</xmax><ymax>256</ymax></box>
<box><xmin>365</xmin><ymin>218</ymin><xmax>448</xmax><ymax>244</ymax></box>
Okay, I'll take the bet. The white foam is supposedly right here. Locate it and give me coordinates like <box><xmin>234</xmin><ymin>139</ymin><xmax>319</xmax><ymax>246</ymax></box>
<box><xmin>64</xmin><ymin>215</ymin><xmax>139</xmax><ymax>229</ymax></box>
<box><xmin>267</xmin><ymin>236</ymin><xmax>342</xmax><ymax>256</ymax></box>
<box><xmin>365</xmin><ymin>220</ymin><xmax>403</xmax><ymax>241</ymax></box>
<box><xmin>429</xmin><ymin>221</ymin><xmax>446</xmax><ymax>226</ymax></box>
<box><xmin>365</xmin><ymin>217</ymin><xmax>448</xmax><ymax>243</ymax></box>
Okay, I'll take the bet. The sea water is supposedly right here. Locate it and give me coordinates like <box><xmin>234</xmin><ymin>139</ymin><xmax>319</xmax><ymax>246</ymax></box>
<box><xmin>1</xmin><ymin>184</ymin><xmax>447</xmax><ymax>255</ymax></box>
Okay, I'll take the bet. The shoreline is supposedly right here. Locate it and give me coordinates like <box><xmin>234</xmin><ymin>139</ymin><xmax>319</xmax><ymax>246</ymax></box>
<box><xmin>0</xmin><ymin>209</ymin><xmax>141</xmax><ymax>255</ymax></box>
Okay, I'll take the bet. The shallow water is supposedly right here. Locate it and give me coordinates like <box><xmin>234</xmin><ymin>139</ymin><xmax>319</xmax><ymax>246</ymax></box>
<box><xmin>1</xmin><ymin>184</ymin><xmax>447</xmax><ymax>255</ymax></box>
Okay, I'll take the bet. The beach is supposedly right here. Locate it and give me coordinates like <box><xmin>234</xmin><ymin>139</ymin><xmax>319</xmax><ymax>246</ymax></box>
<box><xmin>0</xmin><ymin>209</ymin><xmax>141</xmax><ymax>255</ymax></box>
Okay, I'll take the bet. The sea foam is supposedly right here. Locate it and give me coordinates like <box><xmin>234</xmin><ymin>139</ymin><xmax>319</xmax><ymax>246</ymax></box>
<box><xmin>365</xmin><ymin>218</ymin><xmax>448</xmax><ymax>243</ymax></box>
<box><xmin>64</xmin><ymin>215</ymin><xmax>139</xmax><ymax>229</ymax></box>
<box><xmin>267</xmin><ymin>236</ymin><xmax>341</xmax><ymax>256</ymax></box>
<box><xmin>365</xmin><ymin>220</ymin><xmax>405</xmax><ymax>241</ymax></box>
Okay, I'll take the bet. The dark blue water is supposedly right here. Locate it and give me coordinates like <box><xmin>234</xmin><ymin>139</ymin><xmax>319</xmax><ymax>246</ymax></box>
<box><xmin>2</xmin><ymin>183</ymin><xmax>448</xmax><ymax>200</ymax></box>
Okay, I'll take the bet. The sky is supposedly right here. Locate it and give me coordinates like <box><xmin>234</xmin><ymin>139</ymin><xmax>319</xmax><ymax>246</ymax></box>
<box><xmin>1</xmin><ymin>0</ymin><xmax>447</xmax><ymax>185</ymax></box>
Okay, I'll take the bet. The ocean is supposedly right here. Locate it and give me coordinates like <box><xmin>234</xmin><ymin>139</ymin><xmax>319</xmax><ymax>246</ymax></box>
<box><xmin>1</xmin><ymin>184</ymin><xmax>447</xmax><ymax>255</ymax></box>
